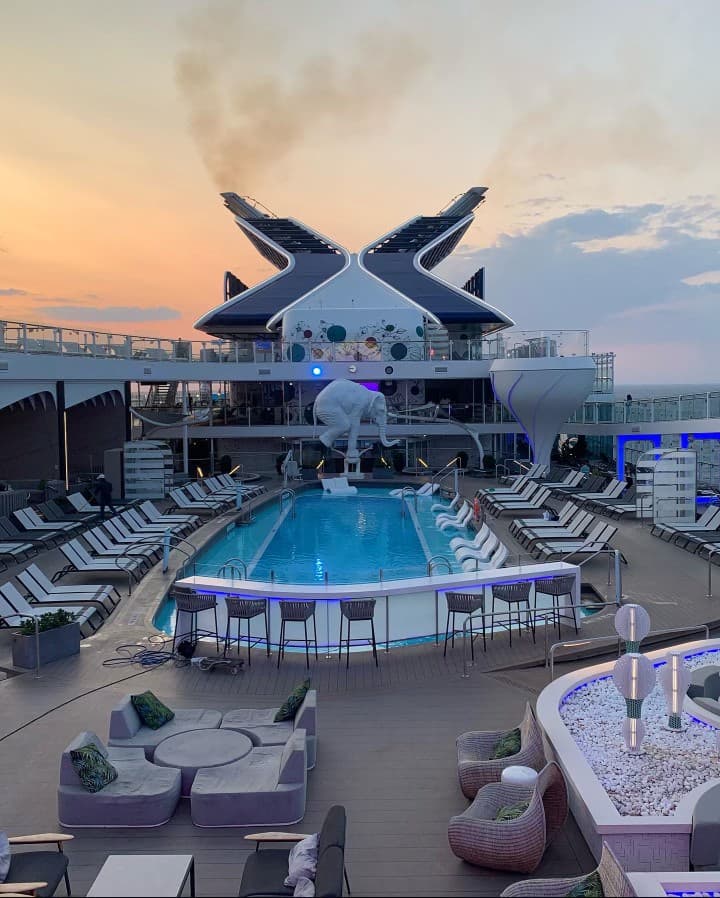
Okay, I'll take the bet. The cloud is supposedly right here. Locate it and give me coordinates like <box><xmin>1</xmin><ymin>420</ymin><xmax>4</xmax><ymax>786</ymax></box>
<box><xmin>0</xmin><ymin>287</ymin><xmax>29</xmax><ymax>296</ymax></box>
<box><xmin>682</xmin><ymin>270</ymin><xmax>720</xmax><ymax>286</ymax></box>
<box><xmin>436</xmin><ymin>199</ymin><xmax>720</xmax><ymax>381</ymax></box>
<box><xmin>39</xmin><ymin>305</ymin><xmax>180</xmax><ymax>323</ymax></box>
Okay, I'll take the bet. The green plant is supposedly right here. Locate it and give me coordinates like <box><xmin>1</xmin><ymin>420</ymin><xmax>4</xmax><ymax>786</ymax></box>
<box><xmin>18</xmin><ymin>609</ymin><xmax>74</xmax><ymax>636</ymax></box>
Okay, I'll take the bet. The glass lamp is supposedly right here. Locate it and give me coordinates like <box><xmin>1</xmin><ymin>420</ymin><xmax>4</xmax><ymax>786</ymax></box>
<box><xmin>614</xmin><ymin>603</ymin><xmax>651</xmax><ymax>654</ymax></box>
<box><xmin>612</xmin><ymin>652</ymin><xmax>656</xmax><ymax>753</ymax></box>
<box><xmin>659</xmin><ymin>651</ymin><xmax>690</xmax><ymax>731</ymax></box>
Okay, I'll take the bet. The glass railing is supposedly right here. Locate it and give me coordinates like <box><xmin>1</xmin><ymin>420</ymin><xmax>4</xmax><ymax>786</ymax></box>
<box><xmin>0</xmin><ymin>319</ymin><xmax>593</xmax><ymax>366</ymax></box>
<box><xmin>568</xmin><ymin>393</ymin><xmax>720</xmax><ymax>425</ymax></box>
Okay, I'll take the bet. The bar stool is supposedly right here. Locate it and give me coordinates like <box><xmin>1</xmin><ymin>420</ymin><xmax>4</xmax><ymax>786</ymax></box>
<box><xmin>339</xmin><ymin>599</ymin><xmax>378</xmax><ymax>669</ymax></box>
<box><xmin>278</xmin><ymin>600</ymin><xmax>318</xmax><ymax>669</ymax></box>
<box><xmin>491</xmin><ymin>582</ymin><xmax>534</xmax><ymax>647</ymax></box>
<box><xmin>534</xmin><ymin>576</ymin><xmax>578</xmax><ymax>636</ymax></box>
<box><xmin>172</xmin><ymin>591</ymin><xmax>219</xmax><ymax>653</ymax></box>
<box><xmin>224</xmin><ymin>597</ymin><xmax>269</xmax><ymax>666</ymax></box>
<box><xmin>444</xmin><ymin>592</ymin><xmax>485</xmax><ymax>660</ymax></box>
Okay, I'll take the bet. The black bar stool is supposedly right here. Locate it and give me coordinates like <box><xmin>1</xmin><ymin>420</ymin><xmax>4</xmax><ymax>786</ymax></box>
<box><xmin>534</xmin><ymin>576</ymin><xmax>578</xmax><ymax>636</ymax></box>
<box><xmin>278</xmin><ymin>600</ymin><xmax>318</xmax><ymax>669</ymax></box>
<box><xmin>225</xmin><ymin>597</ymin><xmax>269</xmax><ymax>666</ymax></box>
<box><xmin>444</xmin><ymin>592</ymin><xmax>485</xmax><ymax>659</ymax></box>
<box><xmin>172</xmin><ymin>591</ymin><xmax>219</xmax><ymax>653</ymax></box>
<box><xmin>491</xmin><ymin>582</ymin><xmax>534</xmax><ymax>647</ymax></box>
<box><xmin>338</xmin><ymin>599</ymin><xmax>378</xmax><ymax>669</ymax></box>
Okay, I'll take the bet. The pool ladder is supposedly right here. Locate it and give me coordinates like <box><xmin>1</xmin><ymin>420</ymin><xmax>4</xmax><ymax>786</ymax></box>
<box><xmin>280</xmin><ymin>488</ymin><xmax>296</xmax><ymax>519</ymax></box>
<box><xmin>427</xmin><ymin>554</ymin><xmax>453</xmax><ymax>576</ymax></box>
<box><xmin>217</xmin><ymin>558</ymin><xmax>248</xmax><ymax>579</ymax></box>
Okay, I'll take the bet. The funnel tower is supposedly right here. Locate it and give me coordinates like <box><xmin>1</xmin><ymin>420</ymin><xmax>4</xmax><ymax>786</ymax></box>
<box><xmin>490</xmin><ymin>356</ymin><xmax>596</xmax><ymax>468</ymax></box>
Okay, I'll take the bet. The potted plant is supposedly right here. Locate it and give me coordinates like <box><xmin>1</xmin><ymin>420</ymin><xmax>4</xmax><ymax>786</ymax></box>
<box><xmin>12</xmin><ymin>609</ymin><xmax>81</xmax><ymax>669</ymax></box>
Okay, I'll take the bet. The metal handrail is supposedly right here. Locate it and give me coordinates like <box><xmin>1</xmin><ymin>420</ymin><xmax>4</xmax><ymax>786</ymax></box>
<box><xmin>279</xmin><ymin>488</ymin><xmax>296</xmax><ymax>519</ymax></box>
<box><xmin>494</xmin><ymin>463</ymin><xmax>509</xmax><ymax>479</ymax></box>
<box><xmin>707</xmin><ymin>547</ymin><xmax>720</xmax><ymax>597</ymax></box>
<box><xmin>548</xmin><ymin>623</ymin><xmax>711</xmax><ymax>680</ymax></box>
<box><xmin>431</xmin><ymin>457</ymin><xmax>461</xmax><ymax>492</ymax></box>
<box><xmin>427</xmin><ymin>555</ymin><xmax>453</xmax><ymax>576</ymax></box>
<box><xmin>568</xmin><ymin>547</ymin><xmax>624</xmax><ymax>605</ymax></box>
<box><xmin>217</xmin><ymin>558</ymin><xmax>248</xmax><ymax>579</ymax></box>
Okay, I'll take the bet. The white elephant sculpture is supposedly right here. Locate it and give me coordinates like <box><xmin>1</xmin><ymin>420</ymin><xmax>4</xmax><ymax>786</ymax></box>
<box><xmin>313</xmin><ymin>379</ymin><xmax>400</xmax><ymax>460</ymax></box>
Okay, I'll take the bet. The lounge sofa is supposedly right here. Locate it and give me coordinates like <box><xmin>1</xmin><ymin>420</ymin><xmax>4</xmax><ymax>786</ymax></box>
<box><xmin>220</xmin><ymin>689</ymin><xmax>317</xmax><ymax>769</ymax></box>
<box><xmin>58</xmin><ymin>731</ymin><xmax>181</xmax><ymax>827</ymax></box>
<box><xmin>107</xmin><ymin>695</ymin><xmax>222</xmax><ymax>759</ymax></box>
<box><xmin>191</xmin><ymin>729</ymin><xmax>307</xmax><ymax>827</ymax></box>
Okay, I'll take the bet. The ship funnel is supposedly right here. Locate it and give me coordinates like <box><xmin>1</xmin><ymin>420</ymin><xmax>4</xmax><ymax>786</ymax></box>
<box><xmin>442</xmin><ymin>187</ymin><xmax>488</xmax><ymax>218</ymax></box>
<box><xmin>490</xmin><ymin>356</ymin><xmax>596</xmax><ymax>468</ymax></box>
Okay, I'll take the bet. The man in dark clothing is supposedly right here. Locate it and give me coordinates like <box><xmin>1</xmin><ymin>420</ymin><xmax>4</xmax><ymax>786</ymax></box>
<box><xmin>94</xmin><ymin>474</ymin><xmax>116</xmax><ymax>519</ymax></box>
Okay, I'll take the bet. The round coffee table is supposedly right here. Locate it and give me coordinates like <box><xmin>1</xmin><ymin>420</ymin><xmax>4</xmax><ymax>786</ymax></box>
<box><xmin>154</xmin><ymin>729</ymin><xmax>253</xmax><ymax>796</ymax></box>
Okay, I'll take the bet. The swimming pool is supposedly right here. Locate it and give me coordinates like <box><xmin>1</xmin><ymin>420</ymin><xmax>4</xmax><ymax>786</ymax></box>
<box><xmin>154</xmin><ymin>486</ymin><xmax>470</xmax><ymax>635</ymax></box>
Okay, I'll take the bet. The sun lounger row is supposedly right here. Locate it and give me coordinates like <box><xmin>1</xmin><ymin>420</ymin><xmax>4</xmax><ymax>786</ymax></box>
<box><xmin>171</xmin><ymin>475</ymin><xmax>266</xmax><ymax>514</ymax></box>
<box><xmin>650</xmin><ymin>505</ymin><xmax>720</xmax><ymax>557</ymax></box>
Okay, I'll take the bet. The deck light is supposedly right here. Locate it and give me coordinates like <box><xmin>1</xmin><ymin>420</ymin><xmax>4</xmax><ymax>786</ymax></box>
<box><xmin>312</xmin><ymin>365</ymin><xmax>322</xmax><ymax>377</ymax></box>
<box><xmin>659</xmin><ymin>651</ymin><xmax>690</xmax><ymax>731</ymax></box>
<box><xmin>196</xmin><ymin>466</ymin><xmax>204</xmax><ymax>478</ymax></box>
<box><xmin>417</xmin><ymin>458</ymin><xmax>429</xmax><ymax>468</ymax></box>
<box><xmin>229</xmin><ymin>465</ymin><xmax>241</xmax><ymax>476</ymax></box>
<box><xmin>316</xmin><ymin>459</ymin><xmax>325</xmax><ymax>470</ymax></box>
<box><xmin>614</xmin><ymin>603</ymin><xmax>650</xmax><ymax>653</ymax></box>
<box><xmin>613</xmin><ymin>652</ymin><xmax>656</xmax><ymax>753</ymax></box>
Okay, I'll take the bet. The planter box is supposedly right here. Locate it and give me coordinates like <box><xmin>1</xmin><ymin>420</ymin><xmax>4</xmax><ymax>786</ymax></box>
<box><xmin>12</xmin><ymin>621</ymin><xmax>81</xmax><ymax>669</ymax></box>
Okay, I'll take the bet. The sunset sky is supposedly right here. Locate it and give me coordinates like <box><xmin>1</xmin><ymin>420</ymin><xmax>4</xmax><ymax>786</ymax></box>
<box><xmin>1</xmin><ymin>0</ymin><xmax>719</xmax><ymax>382</ymax></box>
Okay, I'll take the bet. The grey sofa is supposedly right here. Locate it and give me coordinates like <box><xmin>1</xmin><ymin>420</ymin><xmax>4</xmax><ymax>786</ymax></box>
<box><xmin>58</xmin><ymin>730</ymin><xmax>181</xmax><ymax>827</ymax></box>
<box><xmin>191</xmin><ymin>728</ymin><xmax>307</xmax><ymax>827</ymax></box>
<box><xmin>687</xmin><ymin>667</ymin><xmax>720</xmax><ymax>714</ymax></box>
<box><xmin>220</xmin><ymin>689</ymin><xmax>317</xmax><ymax>768</ymax></box>
<box><xmin>107</xmin><ymin>695</ymin><xmax>223</xmax><ymax>758</ymax></box>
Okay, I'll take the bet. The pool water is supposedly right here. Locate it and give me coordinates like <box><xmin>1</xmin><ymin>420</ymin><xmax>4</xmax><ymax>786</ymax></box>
<box><xmin>190</xmin><ymin>487</ymin><xmax>466</xmax><ymax>585</ymax></box>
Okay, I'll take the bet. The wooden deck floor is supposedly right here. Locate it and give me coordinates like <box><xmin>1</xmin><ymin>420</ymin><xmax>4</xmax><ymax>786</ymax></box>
<box><xmin>1</xmin><ymin>476</ymin><xmax>719</xmax><ymax>895</ymax></box>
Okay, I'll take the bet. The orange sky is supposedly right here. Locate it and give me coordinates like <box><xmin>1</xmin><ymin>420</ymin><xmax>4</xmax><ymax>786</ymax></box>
<box><xmin>1</xmin><ymin>0</ymin><xmax>719</xmax><ymax>370</ymax></box>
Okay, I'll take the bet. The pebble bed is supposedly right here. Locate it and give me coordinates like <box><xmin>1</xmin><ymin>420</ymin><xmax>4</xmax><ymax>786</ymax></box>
<box><xmin>560</xmin><ymin>648</ymin><xmax>720</xmax><ymax>816</ymax></box>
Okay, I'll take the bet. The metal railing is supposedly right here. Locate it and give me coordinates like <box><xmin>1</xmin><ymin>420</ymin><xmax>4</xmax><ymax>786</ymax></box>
<box><xmin>548</xmin><ymin>623</ymin><xmax>711</xmax><ymax>680</ymax></box>
<box><xmin>279</xmin><ymin>489</ymin><xmax>296</xmax><ymax>520</ymax></box>
<box><xmin>707</xmin><ymin>548</ymin><xmax>720</xmax><ymax>597</ymax></box>
<box><xmin>217</xmin><ymin>558</ymin><xmax>248</xmax><ymax>579</ymax></box>
<box><xmin>427</xmin><ymin>555</ymin><xmax>454</xmax><ymax>576</ymax></box>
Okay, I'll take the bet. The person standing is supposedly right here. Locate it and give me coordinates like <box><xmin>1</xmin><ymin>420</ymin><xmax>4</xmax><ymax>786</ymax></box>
<box><xmin>94</xmin><ymin>474</ymin><xmax>116</xmax><ymax>519</ymax></box>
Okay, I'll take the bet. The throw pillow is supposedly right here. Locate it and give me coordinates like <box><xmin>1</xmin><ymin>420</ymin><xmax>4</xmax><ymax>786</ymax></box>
<box><xmin>70</xmin><ymin>743</ymin><xmax>118</xmax><ymax>793</ymax></box>
<box><xmin>0</xmin><ymin>832</ymin><xmax>10</xmax><ymax>883</ymax></box>
<box><xmin>294</xmin><ymin>877</ymin><xmax>316</xmax><ymax>897</ymax></box>
<box><xmin>494</xmin><ymin>800</ymin><xmax>530</xmax><ymax>822</ymax></box>
<box><xmin>489</xmin><ymin>727</ymin><xmax>521</xmax><ymax>759</ymax></box>
<box><xmin>284</xmin><ymin>833</ymin><xmax>319</xmax><ymax>888</ymax></box>
<box><xmin>565</xmin><ymin>870</ymin><xmax>605</xmax><ymax>897</ymax></box>
<box><xmin>275</xmin><ymin>679</ymin><xmax>311</xmax><ymax>723</ymax></box>
<box><xmin>131</xmin><ymin>691</ymin><xmax>175</xmax><ymax>730</ymax></box>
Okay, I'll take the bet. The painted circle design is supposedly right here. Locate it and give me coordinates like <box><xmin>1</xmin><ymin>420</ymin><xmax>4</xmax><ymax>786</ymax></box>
<box><xmin>416</xmin><ymin>325</ymin><xmax>424</xmax><ymax>337</ymax></box>
<box><xmin>288</xmin><ymin>343</ymin><xmax>305</xmax><ymax>362</ymax></box>
<box><xmin>326</xmin><ymin>325</ymin><xmax>347</xmax><ymax>342</ymax></box>
<box><xmin>390</xmin><ymin>342</ymin><xmax>408</xmax><ymax>360</ymax></box>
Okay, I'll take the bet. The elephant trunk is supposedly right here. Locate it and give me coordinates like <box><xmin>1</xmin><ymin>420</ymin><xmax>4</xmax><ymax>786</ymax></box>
<box><xmin>378</xmin><ymin>424</ymin><xmax>400</xmax><ymax>448</ymax></box>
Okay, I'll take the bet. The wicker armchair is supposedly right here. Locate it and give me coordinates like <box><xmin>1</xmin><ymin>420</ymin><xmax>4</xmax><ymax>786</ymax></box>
<box><xmin>457</xmin><ymin>702</ymin><xmax>545</xmax><ymax>799</ymax></box>
<box><xmin>499</xmin><ymin>842</ymin><xmax>637</xmax><ymax>896</ymax></box>
<box><xmin>448</xmin><ymin>761</ymin><xmax>568</xmax><ymax>873</ymax></box>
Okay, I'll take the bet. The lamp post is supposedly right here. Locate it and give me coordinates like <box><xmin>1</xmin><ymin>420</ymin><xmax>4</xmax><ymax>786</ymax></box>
<box><xmin>612</xmin><ymin>652</ymin><xmax>656</xmax><ymax>753</ymax></box>
<box><xmin>659</xmin><ymin>651</ymin><xmax>690</xmax><ymax>731</ymax></box>
<box><xmin>614</xmin><ymin>603</ymin><xmax>650</xmax><ymax>654</ymax></box>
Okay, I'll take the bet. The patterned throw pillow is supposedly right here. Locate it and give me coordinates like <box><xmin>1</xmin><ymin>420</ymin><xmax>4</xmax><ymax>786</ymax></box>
<box><xmin>274</xmin><ymin>679</ymin><xmax>311</xmax><ymax>723</ymax></box>
<box><xmin>489</xmin><ymin>727</ymin><xmax>521</xmax><ymax>759</ymax></box>
<box><xmin>565</xmin><ymin>870</ymin><xmax>605</xmax><ymax>897</ymax></box>
<box><xmin>0</xmin><ymin>831</ymin><xmax>10</xmax><ymax>883</ymax></box>
<box><xmin>494</xmin><ymin>800</ymin><xmax>530</xmax><ymax>822</ymax></box>
<box><xmin>70</xmin><ymin>743</ymin><xmax>118</xmax><ymax>793</ymax></box>
<box><xmin>131</xmin><ymin>691</ymin><xmax>175</xmax><ymax>730</ymax></box>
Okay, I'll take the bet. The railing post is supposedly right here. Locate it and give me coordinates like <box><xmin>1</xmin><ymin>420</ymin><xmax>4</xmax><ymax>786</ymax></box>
<box><xmin>614</xmin><ymin>549</ymin><xmax>623</xmax><ymax>604</ymax></box>
<box><xmin>707</xmin><ymin>548</ymin><xmax>719</xmax><ymax>598</ymax></box>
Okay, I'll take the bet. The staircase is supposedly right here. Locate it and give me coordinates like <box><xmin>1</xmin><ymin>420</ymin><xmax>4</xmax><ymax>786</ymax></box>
<box><xmin>145</xmin><ymin>383</ymin><xmax>178</xmax><ymax>408</ymax></box>
<box><xmin>425</xmin><ymin>321</ymin><xmax>451</xmax><ymax>361</ymax></box>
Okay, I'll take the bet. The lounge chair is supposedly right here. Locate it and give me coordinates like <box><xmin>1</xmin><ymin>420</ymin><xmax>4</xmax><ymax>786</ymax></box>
<box><xmin>550</xmin><ymin>473</ymin><xmax>605</xmax><ymax>496</ymax></box>
<box><xmin>82</xmin><ymin>527</ymin><xmax>157</xmax><ymax>571</ymax></box>
<box><xmin>537</xmin><ymin>470</ymin><xmax>584</xmax><ymax>490</ymax></box>
<box><xmin>438</xmin><ymin>504</ymin><xmax>474</xmax><ymax>532</ymax></box>
<box><xmin>0</xmin><ymin>582</ymin><xmax>101</xmax><ymax>637</ymax></box>
<box><xmin>2</xmin><ymin>831</ymin><xmax>74</xmax><ymax>897</ymax></box>
<box><xmin>0</xmin><ymin>540</ymin><xmax>36</xmax><ymax>570</ymax></box>
<box><xmin>58</xmin><ymin>731</ymin><xmax>181</xmax><ymax>827</ymax></box>
<box><xmin>486</xmin><ymin>487</ymin><xmax>552</xmax><ymax>517</ymax></box>
<box><xmin>37</xmin><ymin>500</ymin><xmax>94</xmax><ymax>526</ymax></box>
<box><xmin>390</xmin><ymin>482</ymin><xmax>438</xmax><ymax>497</ymax></box>
<box><xmin>479</xmin><ymin>480</ymin><xmax>541</xmax><ymax>506</ymax></box>
<box><xmin>121</xmin><ymin>508</ymin><xmax>187</xmax><ymax>535</ymax></box>
<box><xmin>217</xmin><ymin>474</ymin><xmax>266</xmax><ymax>497</ymax></box>
<box><xmin>456</xmin><ymin>703</ymin><xmax>545</xmax><ymax>799</ymax></box>
<box><xmin>321</xmin><ymin>476</ymin><xmax>358</xmax><ymax>496</ymax></box>
<box><xmin>170</xmin><ymin>488</ymin><xmax>220</xmax><ymax>514</ymax></box>
<box><xmin>14</xmin><ymin>507</ymin><xmax>82</xmax><ymax>536</ymax></box>
<box><xmin>436</xmin><ymin>501</ymin><xmax>472</xmax><ymax>525</ymax></box>
<box><xmin>92</xmin><ymin>523</ymin><xmax>161</xmax><ymax>556</ymax></box>
<box><xmin>509</xmin><ymin>501</ymin><xmax>579</xmax><ymax>536</ymax></box>
<box><xmin>514</xmin><ymin>510</ymin><xmax>594</xmax><ymax>550</ymax></box>
<box><xmin>531</xmin><ymin>522</ymin><xmax>619</xmax><ymax>561</ymax></box>
<box><xmin>499</xmin><ymin>462</ymin><xmax>547</xmax><ymax>485</ymax></box>
<box><xmin>455</xmin><ymin>532</ymin><xmax>499</xmax><ymax>564</ymax></box>
<box><xmin>239</xmin><ymin>805</ymin><xmax>348</xmax><ymax>898</ymax></box>
<box><xmin>448</xmin><ymin>762</ymin><xmax>568</xmax><ymax>872</ymax></box>
<box><xmin>108</xmin><ymin>694</ymin><xmax>222</xmax><ymax>759</ymax></box>
<box><xmin>220</xmin><ymin>689</ymin><xmax>317</xmax><ymax>769</ymax></box>
<box><xmin>139</xmin><ymin>499</ymin><xmax>199</xmax><ymax>531</ymax></box>
<box><xmin>431</xmin><ymin>492</ymin><xmax>461</xmax><ymax>514</ymax></box>
<box><xmin>651</xmin><ymin>506</ymin><xmax>720</xmax><ymax>542</ymax></box>
<box><xmin>449</xmin><ymin>522</ymin><xmax>492</xmax><ymax>552</ymax></box>
<box><xmin>574</xmin><ymin>479</ymin><xmax>626</xmax><ymax>504</ymax></box>
<box><xmin>0</xmin><ymin>514</ymin><xmax>60</xmax><ymax>548</ymax></box>
<box><xmin>191</xmin><ymin>729</ymin><xmax>307</xmax><ymax>827</ymax></box>
<box><xmin>500</xmin><ymin>842</ymin><xmax>636</xmax><ymax>896</ymax></box>
<box><xmin>186</xmin><ymin>482</ymin><xmax>227</xmax><ymax>508</ymax></box>
<box><xmin>55</xmin><ymin>539</ymin><xmax>142</xmax><ymax>593</ymax></box>
<box><xmin>460</xmin><ymin>542</ymin><xmax>509</xmax><ymax>572</ymax></box>
<box><xmin>19</xmin><ymin>563</ymin><xmax>120</xmax><ymax>609</ymax></box>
